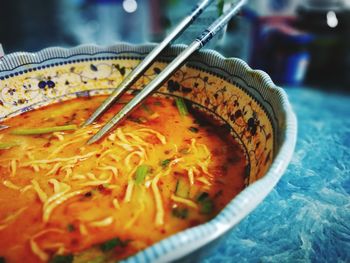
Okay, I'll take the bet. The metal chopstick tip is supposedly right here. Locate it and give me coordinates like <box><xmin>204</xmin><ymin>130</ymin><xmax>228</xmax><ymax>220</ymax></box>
<box><xmin>86</xmin><ymin>135</ymin><xmax>99</xmax><ymax>145</ymax></box>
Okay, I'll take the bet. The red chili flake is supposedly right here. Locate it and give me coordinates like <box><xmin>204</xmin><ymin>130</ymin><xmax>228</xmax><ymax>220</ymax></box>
<box><xmin>43</xmin><ymin>142</ymin><xmax>51</xmax><ymax>148</ymax></box>
<box><xmin>97</xmin><ymin>184</ymin><xmax>112</xmax><ymax>195</ymax></box>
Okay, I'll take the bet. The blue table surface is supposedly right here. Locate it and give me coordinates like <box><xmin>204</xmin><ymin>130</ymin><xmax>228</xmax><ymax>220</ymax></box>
<box><xmin>202</xmin><ymin>88</ymin><xmax>350</xmax><ymax>263</ymax></box>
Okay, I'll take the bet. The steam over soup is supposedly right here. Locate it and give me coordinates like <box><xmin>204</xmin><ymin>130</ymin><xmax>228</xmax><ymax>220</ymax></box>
<box><xmin>0</xmin><ymin>95</ymin><xmax>246</xmax><ymax>262</ymax></box>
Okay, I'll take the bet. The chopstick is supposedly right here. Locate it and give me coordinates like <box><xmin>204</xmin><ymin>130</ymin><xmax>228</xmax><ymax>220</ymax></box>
<box><xmin>83</xmin><ymin>0</ymin><xmax>214</xmax><ymax>127</ymax></box>
<box><xmin>87</xmin><ymin>0</ymin><xmax>247</xmax><ymax>144</ymax></box>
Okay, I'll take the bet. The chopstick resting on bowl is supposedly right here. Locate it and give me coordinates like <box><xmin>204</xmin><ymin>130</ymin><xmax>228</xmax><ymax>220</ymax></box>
<box><xmin>83</xmin><ymin>0</ymin><xmax>214</xmax><ymax>127</ymax></box>
<box><xmin>86</xmin><ymin>0</ymin><xmax>247</xmax><ymax>145</ymax></box>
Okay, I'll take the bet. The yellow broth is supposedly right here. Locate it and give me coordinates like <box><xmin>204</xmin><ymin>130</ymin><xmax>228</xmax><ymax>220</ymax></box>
<box><xmin>0</xmin><ymin>95</ymin><xmax>246</xmax><ymax>262</ymax></box>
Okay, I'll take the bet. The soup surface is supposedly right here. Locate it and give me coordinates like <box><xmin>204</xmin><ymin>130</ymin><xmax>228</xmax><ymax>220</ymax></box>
<box><xmin>0</xmin><ymin>95</ymin><xmax>246</xmax><ymax>262</ymax></box>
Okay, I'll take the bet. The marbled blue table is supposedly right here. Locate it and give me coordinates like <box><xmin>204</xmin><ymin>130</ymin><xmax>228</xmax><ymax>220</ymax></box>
<box><xmin>203</xmin><ymin>88</ymin><xmax>350</xmax><ymax>262</ymax></box>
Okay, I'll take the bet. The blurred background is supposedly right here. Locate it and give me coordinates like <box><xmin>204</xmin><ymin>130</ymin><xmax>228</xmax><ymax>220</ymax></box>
<box><xmin>0</xmin><ymin>0</ymin><xmax>349</xmax><ymax>91</ymax></box>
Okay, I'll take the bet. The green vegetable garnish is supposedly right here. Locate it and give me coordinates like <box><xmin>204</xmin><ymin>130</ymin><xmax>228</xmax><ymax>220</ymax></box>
<box><xmin>161</xmin><ymin>159</ymin><xmax>171</xmax><ymax>168</ymax></box>
<box><xmin>100</xmin><ymin>238</ymin><xmax>127</xmax><ymax>252</ymax></box>
<box><xmin>135</xmin><ymin>165</ymin><xmax>149</xmax><ymax>184</ymax></box>
<box><xmin>196</xmin><ymin>192</ymin><xmax>209</xmax><ymax>202</ymax></box>
<box><xmin>196</xmin><ymin>192</ymin><xmax>214</xmax><ymax>214</ymax></box>
<box><xmin>0</xmin><ymin>142</ymin><xmax>19</xmax><ymax>150</ymax></box>
<box><xmin>11</xmin><ymin>124</ymin><xmax>77</xmax><ymax>135</ymax></box>
<box><xmin>188</xmin><ymin>126</ymin><xmax>199</xmax><ymax>133</ymax></box>
<box><xmin>175</xmin><ymin>178</ymin><xmax>190</xmax><ymax>198</ymax></box>
<box><xmin>175</xmin><ymin>97</ymin><xmax>188</xmax><ymax>116</ymax></box>
<box><xmin>200</xmin><ymin>199</ymin><xmax>214</xmax><ymax>214</ymax></box>
<box><xmin>141</xmin><ymin>104</ymin><xmax>154</xmax><ymax>115</ymax></box>
<box><xmin>49</xmin><ymin>254</ymin><xmax>73</xmax><ymax>263</ymax></box>
<box><xmin>172</xmin><ymin>207</ymin><xmax>189</xmax><ymax>219</ymax></box>
<box><xmin>66</xmin><ymin>224</ymin><xmax>75</xmax><ymax>232</ymax></box>
<box><xmin>128</xmin><ymin>117</ymin><xmax>148</xmax><ymax>124</ymax></box>
<box><xmin>85</xmin><ymin>256</ymin><xmax>105</xmax><ymax>263</ymax></box>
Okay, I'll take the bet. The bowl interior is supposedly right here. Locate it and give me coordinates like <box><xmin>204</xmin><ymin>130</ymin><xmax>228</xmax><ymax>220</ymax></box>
<box><xmin>0</xmin><ymin>45</ymin><xmax>277</xmax><ymax>186</ymax></box>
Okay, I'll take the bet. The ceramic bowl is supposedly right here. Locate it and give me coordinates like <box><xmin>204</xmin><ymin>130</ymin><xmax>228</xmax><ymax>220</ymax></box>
<box><xmin>0</xmin><ymin>43</ymin><xmax>297</xmax><ymax>262</ymax></box>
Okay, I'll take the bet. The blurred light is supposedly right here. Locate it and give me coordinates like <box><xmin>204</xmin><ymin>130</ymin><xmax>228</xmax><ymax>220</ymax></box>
<box><xmin>123</xmin><ymin>0</ymin><xmax>138</xmax><ymax>13</ymax></box>
<box><xmin>326</xmin><ymin>11</ymin><xmax>338</xmax><ymax>28</ymax></box>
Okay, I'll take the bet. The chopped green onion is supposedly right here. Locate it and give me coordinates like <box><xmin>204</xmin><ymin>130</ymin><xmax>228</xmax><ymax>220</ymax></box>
<box><xmin>49</xmin><ymin>254</ymin><xmax>73</xmax><ymax>263</ymax></box>
<box><xmin>128</xmin><ymin>117</ymin><xmax>148</xmax><ymax>124</ymax></box>
<box><xmin>161</xmin><ymin>159</ymin><xmax>171</xmax><ymax>168</ymax></box>
<box><xmin>135</xmin><ymin>165</ymin><xmax>149</xmax><ymax>184</ymax></box>
<box><xmin>0</xmin><ymin>142</ymin><xmax>19</xmax><ymax>150</ymax></box>
<box><xmin>188</xmin><ymin>126</ymin><xmax>199</xmax><ymax>133</ymax></box>
<box><xmin>66</xmin><ymin>224</ymin><xmax>75</xmax><ymax>232</ymax></box>
<box><xmin>85</xmin><ymin>256</ymin><xmax>105</xmax><ymax>263</ymax></box>
<box><xmin>100</xmin><ymin>238</ymin><xmax>127</xmax><ymax>252</ymax></box>
<box><xmin>175</xmin><ymin>178</ymin><xmax>190</xmax><ymax>198</ymax></box>
<box><xmin>200</xmin><ymin>199</ymin><xmax>214</xmax><ymax>214</ymax></box>
<box><xmin>196</xmin><ymin>192</ymin><xmax>214</xmax><ymax>214</ymax></box>
<box><xmin>11</xmin><ymin>124</ymin><xmax>77</xmax><ymax>135</ymax></box>
<box><xmin>141</xmin><ymin>104</ymin><xmax>154</xmax><ymax>115</ymax></box>
<box><xmin>175</xmin><ymin>97</ymin><xmax>188</xmax><ymax>116</ymax></box>
<box><xmin>172</xmin><ymin>207</ymin><xmax>189</xmax><ymax>219</ymax></box>
<box><xmin>196</xmin><ymin>192</ymin><xmax>209</xmax><ymax>202</ymax></box>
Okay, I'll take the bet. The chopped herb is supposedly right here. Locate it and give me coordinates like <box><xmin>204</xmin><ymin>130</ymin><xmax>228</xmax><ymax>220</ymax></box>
<box><xmin>135</xmin><ymin>165</ymin><xmax>149</xmax><ymax>184</ymax></box>
<box><xmin>85</xmin><ymin>256</ymin><xmax>105</xmax><ymax>263</ymax></box>
<box><xmin>200</xmin><ymin>199</ymin><xmax>214</xmax><ymax>214</ymax></box>
<box><xmin>196</xmin><ymin>192</ymin><xmax>214</xmax><ymax>214</ymax></box>
<box><xmin>161</xmin><ymin>159</ymin><xmax>171</xmax><ymax>168</ymax></box>
<box><xmin>196</xmin><ymin>192</ymin><xmax>209</xmax><ymax>202</ymax></box>
<box><xmin>172</xmin><ymin>207</ymin><xmax>189</xmax><ymax>219</ymax></box>
<box><xmin>49</xmin><ymin>254</ymin><xmax>73</xmax><ymax>263</ymax></box>
<box><xmin>128</xmin><ymin>117</ymin><xmax>147</xmax><ymax>124</ymax></box>
<box><xmin>188</xmin><ymin>126</ymin><xmax>199</xmax><ymax>133</ymax></box>
<box><xmin>131</xmin><ymin>90</ymin><xmax>141</xmax><ymax>95</ymax></box>
<box><xmin>11</xmin><ymin>124</ymin><xmax>77</xmax><ymax>135</ymax></box>
<box><xmin>141</xmin><ymin>104</ymin><xmax>154</xmax><ymax>115</ymax></box>
<box><xmin>66</xmin><ymin>224</ymin><xmax>75</xmax><ymax>232</ymax></box>
<box><xmin>175</xmin><ymin>97</ymin><xmax>188</xmax><ymax>116</ymax></box>
<box><xmin>175</xmin><ymin>178</ymin><xmax>190</xmax><ymax>198</ymax></box>
<box><xmin>154</xmin><ymin>101</ymin><xmax>162</xmax><ymax>106</ymax></box>
<box><xmin>100</xmin><ymin>238</ymin><xmax>127</xmax><ymax>252</ymax></box>
<box><xmin>0</xmin><ymin>142</ymin><xmax>19</xmax><ymax>150</ymax></box>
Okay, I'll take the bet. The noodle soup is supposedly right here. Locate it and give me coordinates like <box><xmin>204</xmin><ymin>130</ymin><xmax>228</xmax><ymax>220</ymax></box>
<box><xmin>0</xmin><ymin>95</ymin><xmax>246</xmax><ymax>262</ymax></box>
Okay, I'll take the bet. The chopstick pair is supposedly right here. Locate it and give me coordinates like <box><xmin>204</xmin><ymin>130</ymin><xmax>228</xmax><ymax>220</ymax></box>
<box><xmin>85</xmin><ymin>0</ymin><xmax>247</xmax><ymax>144</ymax></box>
